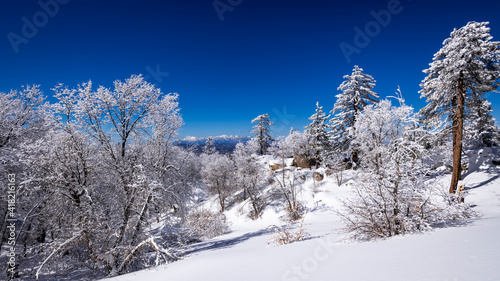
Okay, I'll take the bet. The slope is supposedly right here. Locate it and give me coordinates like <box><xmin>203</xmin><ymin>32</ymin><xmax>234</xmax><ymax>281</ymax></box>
<box><xmin>104</xmin><ymin>149</ymin><xmax>500</xmax><ymax>281</ymax></box>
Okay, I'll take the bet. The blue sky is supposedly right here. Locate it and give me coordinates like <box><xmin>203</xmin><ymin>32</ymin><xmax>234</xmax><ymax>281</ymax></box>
<box><xmin>1</xmin><ymin>0</ymin><xmax>500</xmax><ymax>138</ymax></box>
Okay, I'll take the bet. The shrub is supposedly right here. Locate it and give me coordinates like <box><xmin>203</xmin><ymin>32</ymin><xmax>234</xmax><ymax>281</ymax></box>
<box><xmin>184</xmin><ymin>209</ymin><xmax>230</xmax><ymax>240</ymax></box>
<box><xmin>267</xmin><ymin>218</ymin><xmax>309</xmax><ymax>246</ymax></box>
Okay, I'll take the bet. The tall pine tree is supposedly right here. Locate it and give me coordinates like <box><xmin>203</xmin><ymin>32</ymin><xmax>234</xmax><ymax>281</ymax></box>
<box><xmin>330</xmin><ymin>65</ymin><xmax>379</xmax><ymax>162</ymax></box>
<box><xmin>251</xmin><ymin>114</ymin><xmax>274</xmax><ymax>155</ymax></box>
<box><xmin>420</xmin><ymin>21</ymin><xmax>500</xmax><ymax>194</ymax></box>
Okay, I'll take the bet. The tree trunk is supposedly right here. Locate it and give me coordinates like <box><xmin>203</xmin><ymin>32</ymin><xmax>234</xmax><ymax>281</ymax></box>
<box><xmin>450</xmin><ymin>77</ymin><xmax>465</xmax><ymax>194</ymax></box>
<box><xmin>351</xmin><ymin>150</ymin><xmax>358</xmax><ymax>169</ymax></box>
<box><xmin>131</xmin><ymin>193</ymin><xmax>152</xmax><ymax>245</ymax></box>
<box><xmin>259</xmin><ymin>129</ymin><xmax>263</xmax><ymax>155</ymax></box>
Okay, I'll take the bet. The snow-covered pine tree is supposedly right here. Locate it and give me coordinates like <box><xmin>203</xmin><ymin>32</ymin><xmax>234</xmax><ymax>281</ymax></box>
<box><xmin>305</xmin><ymin>102</ymin><xmax>331</xmax><ymax>168</ymax></box>
<box><xmin>251</xmin><ymin>113</ymin><xmax>274</xmax><ymax>155</ymax></box>
<box><xmin>330</xmin><ymin>65</ymin><xmax>379</xmax><ymax>164</ymax></box>
<box><xmin>419</xmin><ymin>21</ymin><xmax>500</xmax><ymax>194</ymax></box>
<box><xmin>465</xmin><ymin>98</ymin><xmax>500</xmax><ymax>147</ymax></box>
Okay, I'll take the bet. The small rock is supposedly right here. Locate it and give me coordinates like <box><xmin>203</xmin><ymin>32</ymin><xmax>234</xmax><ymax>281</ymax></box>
<box><xmin>313</xmin><ymin>172</ymin><xmax>324</xmax><ymax>182</ymax></box>
<box><xmin>269</xmin><ymin>163</ymin><xmax>282</xmax><ymax>171</ymax></box>
<box><xmin>294</xmin><ymin>155</ymin><xmax>310</xmax><ymax>169</ymax></box>
<box><xmin>325</xmin><ymin>168</ymin><xmax>334</xmax><ymax>177</ymax></box>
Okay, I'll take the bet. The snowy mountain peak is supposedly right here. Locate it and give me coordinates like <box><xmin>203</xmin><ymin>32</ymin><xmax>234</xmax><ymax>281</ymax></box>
<box><xmin>182</xmin><ymin>135</ymin><xmax>247</xmax><ymax>142</ymax></box>
<box><xmin>183</xmin><ymin>136</ymin><xmax>199</xmax><ymax>142</ymax></box>
<box><xmin>177</xmin><ymin>135</ymin><xmax>251</xmax><ymax>154</ymax></box>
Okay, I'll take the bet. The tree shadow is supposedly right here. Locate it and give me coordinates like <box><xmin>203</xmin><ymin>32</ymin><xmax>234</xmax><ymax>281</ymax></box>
<box><xmin>463</xmin><ymin>147</ymin><xmax>500</xmax><ymax>178</ymax></box>
<box><xmin>465</xmin><ymin>174</ymin><xmax>500</xmax><ymax>190</ymax></box>
<box><xmin>430</xmin><ymin>217</ymin><xmax>478</xmax><ymax>229</ymax></box>
<box><xmin>183</xmin><ymin>228</ymin><xmax>270</xmax><ymax>256</ymax></box>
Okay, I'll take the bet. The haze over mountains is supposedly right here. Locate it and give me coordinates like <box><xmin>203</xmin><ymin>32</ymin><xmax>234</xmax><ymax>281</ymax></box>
<box><xmin>176</xmin><ymin>135</ymin><xmax>251</xmax><ymax>154</ymax></box>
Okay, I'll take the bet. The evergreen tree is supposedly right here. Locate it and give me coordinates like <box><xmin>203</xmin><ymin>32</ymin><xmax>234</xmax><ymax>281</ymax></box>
<box><xmin>420</xmin><ymin>21</ymin><xmax>500</xmax><ymax>193</ymax></box>
<box><xmin>251</xmin><ymin>113</ymin><xmax>274</xmax><ymax>155</ymax></box>
<box><xmin>465</xmin><ymin>98</ymin><xmax>500</xmax><ymax>147</ymax></box>
<box><xmin>305</xmin><ymin>102</ymin><xmax>331</xmax><ymax>168</ymax></box>
<box><xmin>330</xmin><ymin>65</ymin><xmax>379</xmax><ymax>163</ymax></box>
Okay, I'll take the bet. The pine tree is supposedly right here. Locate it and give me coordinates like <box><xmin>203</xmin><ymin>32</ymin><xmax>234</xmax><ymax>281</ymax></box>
<box><xmin>465</xmin><ymin>98</ymin><xmax>500</xmax><ymax>147</ymax></box>
<box><xmin>330</xmin><ymin>65</ymin><xmax>379</xmax><ymax>163</ymax></box>
<box><xmin>251</xmin><ymin>113</ymin><xmax>274</xmax><ymax>155</ymax></box>
<box><xmin>420</xmin><ymin>21</ymin><xmax>500</xmax><ymax>193</ymax></box>
<box><xmin>305</xmin><ymin>102</ymin><xmax>331</xmax><ymax>168</ymax></box>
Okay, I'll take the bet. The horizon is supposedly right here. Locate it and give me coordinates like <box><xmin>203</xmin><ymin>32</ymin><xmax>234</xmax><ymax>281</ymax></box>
<box><xmin>2</xmin><ymin>0</ymin><xmax>500</xmax><ymax>138</ymax></box>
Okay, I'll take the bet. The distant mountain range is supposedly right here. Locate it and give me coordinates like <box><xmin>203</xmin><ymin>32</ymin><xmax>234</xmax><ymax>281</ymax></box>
<box><xmin>175</xmin><ymin>135</ymin><xmax>251</xmax><ymax>154</ymax></box>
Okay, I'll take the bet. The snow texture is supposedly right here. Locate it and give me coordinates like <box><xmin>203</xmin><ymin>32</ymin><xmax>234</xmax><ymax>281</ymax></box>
<box><xmin>104</xmin><ymin>148</ymin><xmax>500</xmax><ymax>281</ymax></box>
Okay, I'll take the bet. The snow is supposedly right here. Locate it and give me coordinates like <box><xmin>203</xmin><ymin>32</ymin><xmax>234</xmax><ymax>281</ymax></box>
<box><xmin>104</xmin><ymin>153</ymin><xmax>500</xmax><ymax>281</ymax></box>
<box><xmin>182</xmin><ymin>135</ymin><xmax>248</xmax><ymax>142</ymax></box>
<box><xmin>183</xmin><ymin>136</ymin><xmax>199</xmax><ymax>142</ymax></box>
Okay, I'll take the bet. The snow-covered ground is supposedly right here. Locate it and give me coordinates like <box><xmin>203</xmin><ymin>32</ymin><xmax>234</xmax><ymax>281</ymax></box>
<box><xmin>105</xmin><ymin>150</ymin><xmax>500</xmax><ymax>281</ymax></box>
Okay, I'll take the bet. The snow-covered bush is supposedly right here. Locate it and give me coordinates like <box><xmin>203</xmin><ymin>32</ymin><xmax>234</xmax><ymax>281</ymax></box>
<box><xmin>281</xmin><ymin>129</ymin><xmax>311</xmax><ymax>158</ymax></box>
<box><xmin>267</xmin><ymin>218</ymin><xmax>309</xmax><ymax>246</ymax></box>
<box><xmin>325</xmin><ymin>154</ymin><xmax>346</xmax><ymax>186</ymax></box>
<box><xmin>269</xmin><ymin>137</ymin><xmax>306</xmax><ymax>221</ymax></box>
<box><xmin>233</xmin><ymin>142</ymin><xmax>267</xmax><ymax>219</ymax></box>
<box><xmin>184</xmin><ymin>209</ymin><xmax>230</xmax><ymax>239</ymax></box>
<box><xmin>339</xmin><ymin>172</ymin><xmax>437</xmax><ymax>240</ymax></box>
<box><xmin>437</xmin><ymin>189</ymin><xmax>479</xmax><ymax>221</ymax></box>
<box><xmin>200</xmin><ymin>152</ymin><xmax>236</xmax><ymax>212</ymax></box>
<box><xmin>338</xmin><ymin>95</ymin><xmax>476</xmax><ymax>240</ymax></box>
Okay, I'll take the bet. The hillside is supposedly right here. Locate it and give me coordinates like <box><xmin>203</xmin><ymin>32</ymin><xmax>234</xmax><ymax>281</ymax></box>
<box><xmin>104</xmin><ymin>148</ymin><xmax>500</xmax><ymax>281</ymax></box>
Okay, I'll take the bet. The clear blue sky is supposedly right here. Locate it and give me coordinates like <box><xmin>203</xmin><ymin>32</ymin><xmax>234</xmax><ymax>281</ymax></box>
<box><xmin>1</xmin><ymin>0</ymin><xmax>500</xmax><ymax>138</ymax></box>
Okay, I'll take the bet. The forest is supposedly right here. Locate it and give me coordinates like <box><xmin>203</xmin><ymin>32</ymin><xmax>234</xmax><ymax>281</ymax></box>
<box><xmin>0</xmin><ymin>21</ymin><xmax>499</xmax><ymax>280</ymax></box>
